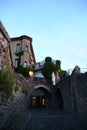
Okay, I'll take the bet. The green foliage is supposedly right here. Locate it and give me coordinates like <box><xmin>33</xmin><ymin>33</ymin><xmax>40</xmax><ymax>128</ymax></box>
<box><xmin>42</xmin><ymin>57</ymin><xmax>61</xmax><ymax>84</ymax></box>
<box><xmin>55</xmin><ymin>60</ymin><xmax>61</xmax><ymax>75</ymax></box>
<box><xmin>0</xmin><ymin>63</ymin><xmax>14</xmax><ymax>101</ymax></box>
<box><xmin>15</xmin><ymin>66</ymin><xmax>29</xmax><ymax>77</ymax></box>
<box><xmin>42</xmin><ymin>61</ymin><xmax>53</xmax><ymax>84</ymax></box>
<box><xmin>15</xmin><ymin>51</ymin><xmax>24</xmax><ymax>67</ymax></box>
<box><xmin>15</xmin><ymin>50</ymin><xmax>29</xmax><ymax>77</ymax></box>
<box><xmin>45</xmin><ymin>57</ymin><xmax>52</xmax><ymax>62</ymax></box>
<box><xmin>15</xmin><ymin>50</ymin><xmax>24</xmax><ymax>57</ymax></box>
<box><xmin>21</xmin><ymin>86</ymin><xmax>28</xmax><ymax>96</ymax></box>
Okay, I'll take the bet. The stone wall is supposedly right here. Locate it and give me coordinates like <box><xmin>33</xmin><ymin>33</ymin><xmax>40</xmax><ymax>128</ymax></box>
<box><xmin>71</xmin><ymin>73</ymin><xmax>87</xmax><ymax>116</ymax></box>
<box><xmin>57</xmin><ymin>72</ymin><xmax>87</xmax><ymax>117</ymax></box>
<box><xmin>0</xmin><ymin>22</ymin><xmax>11</xmax><ymax>70</ymax></box>
<box><xmin>57</xmin><ymin>76</ymin><xmax>73</xmax><ymax>112</ymax></box>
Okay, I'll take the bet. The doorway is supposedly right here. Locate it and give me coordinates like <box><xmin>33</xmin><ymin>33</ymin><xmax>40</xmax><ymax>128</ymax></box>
<box><xmin>31</xmin><ymin>95</ymin><xmax>46</xmax><ymax>107</ymax></box>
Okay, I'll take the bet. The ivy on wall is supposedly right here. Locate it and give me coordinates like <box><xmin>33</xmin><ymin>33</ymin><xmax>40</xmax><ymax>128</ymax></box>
<box><xmin>15</xmin><ymin>66</ymin><xmax>29</xmax><ymax>77</ymax></box>
<box><xmin>42</xmin><ymin>57</ymin><xmax>61</xmax><ymax>84</ymax></box>
<box><xmin>15</xmin><ymin>50</ymin><xmax>24</xmax><ymax>67</ymax></box>
<box><xmin>15</xmin><ymin>51</ymin><xmax>29</xmax><ymax>77</ymax></box>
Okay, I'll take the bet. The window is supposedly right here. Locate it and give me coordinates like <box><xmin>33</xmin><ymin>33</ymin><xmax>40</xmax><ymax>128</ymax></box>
<box><xmin>31</xmin><ymin>96</ymin><xmax>37</xmax><ymax>107</ymax></box>
<box><xmin>25</xmin><ymin>45</ymin><xmax>29</xmax><ymax>51</ymax></box>
<box><xmin>15</xmin><ymin>59</ymin><xmax>18</xmax><ymax>68</ymax></box>
<box><xmin>16</xmin><ymin>44</ymin><xmax>21</xmax><ymax>52</ymax></box>
<box><xmin>23</xmin><ymin>61</ymin><xmax>27</xmax><ymax>68</ymax></box>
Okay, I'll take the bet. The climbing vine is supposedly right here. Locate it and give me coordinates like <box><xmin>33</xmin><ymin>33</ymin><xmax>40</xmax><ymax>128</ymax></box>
<box><xmin>14</xmin><ymin>51</ymin><xmax>29</xmax><ymax>77</ymax></box>
<box><xmin>15</xmin><ymin>51</ymin><xmax>24</xmax><ymax>67</ymax></box>
<box><xmin>42</xmin><ymin>57</ymin><xmax>61</xmax><ymax>84</ymax></box>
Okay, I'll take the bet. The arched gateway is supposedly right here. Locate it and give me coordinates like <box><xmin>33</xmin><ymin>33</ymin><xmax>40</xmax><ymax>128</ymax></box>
<box><xmin>28</xmin><ymin>84</ymin><xmax>53</xmax><ymax>107</ymax></box>
<box><xmin>27</xmin><ymin>84</ymin><xmax>63</xmax><ymax>109</ymax></box>
<box><xmin>27</xmin><ymin>72</ymin><xmax>64</xmax><ymax>109</ymax></box>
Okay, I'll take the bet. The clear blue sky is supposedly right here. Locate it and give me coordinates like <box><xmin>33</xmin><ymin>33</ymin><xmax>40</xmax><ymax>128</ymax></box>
<box><xmin>0</xmin><ymin>0</ymin><xmax>87</xmax><ymax>70</ymax></box>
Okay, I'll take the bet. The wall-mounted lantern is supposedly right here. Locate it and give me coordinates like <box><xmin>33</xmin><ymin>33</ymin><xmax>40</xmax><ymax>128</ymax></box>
<box><xmin>29</xmin><ymin>70</ymin><xmax>34</xmax><ymax>77</ymax></box>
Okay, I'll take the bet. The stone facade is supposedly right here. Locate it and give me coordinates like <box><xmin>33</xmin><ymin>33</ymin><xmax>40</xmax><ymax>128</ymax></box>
<box><xmin>0</xmin><ymin>21</ymin><xmax>87</xmax><ymax>119</ymax></box>
<box><xmin>10</xmin><ymin>35</ymin><xmax>36</xmax><ymax>68</ymax></box>
<box><xmin>57</xmin><ymin>72</ymin><xmax>87</xmax><ymax>117</ymax></box>
<box><xmin>0</xmin><ymin>21</ymin><xmax>12</xmax><ymax>70</ymax></box>
<box><xmin>15</xmin><ymin>66</ymin><xmax>87</xmax><ymax>118</ymax></box>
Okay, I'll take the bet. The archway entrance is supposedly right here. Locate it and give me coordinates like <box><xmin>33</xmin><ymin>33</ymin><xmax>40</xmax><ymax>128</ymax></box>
<box><xmin>31</xmin><ymin>95</ymin><xmax>46</xmax><ymax>107</ymax></box>
<box><xmin>29</xmin><ymin>86</ymin><xmax>52</xmax><ymax>108</ymax></box>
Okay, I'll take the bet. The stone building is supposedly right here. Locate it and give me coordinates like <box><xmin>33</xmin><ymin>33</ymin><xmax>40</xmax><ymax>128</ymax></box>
<box><xmin>0</xmin><ymin>21</ymin><xmax>12</xmax><ymax>70</ymax></box>
<box><xmin>10</xmin><ymin>35</ymin><xmax>36</xmax><ymax>69</ymax></box>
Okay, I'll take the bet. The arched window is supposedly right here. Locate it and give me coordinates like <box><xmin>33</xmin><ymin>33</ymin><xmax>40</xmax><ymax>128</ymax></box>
<box><xmin>15</xmin><ymin>59</ymin><xmax>18</xmax><ymax>68</ymax></box>
<box><xmin>23</xmin><ymin>61</ymin><xmax>27</xmax><ymax>68</ymax></box>
<box><xmin>25</xmin><ymin>45</ymin><xmax>29</xmax><ymax>51</ymax></box>
<box><xmin>16</xmin><ymin>44</ymin><xmax>21</xmax><ymax>52</ymax></box>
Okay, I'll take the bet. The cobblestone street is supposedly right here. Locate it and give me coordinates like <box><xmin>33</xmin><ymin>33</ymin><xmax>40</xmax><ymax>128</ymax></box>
<box><xmin>20</xmin><ymin>108</ymin><xmax>87</xmax><ymax>130</ymax></box>
<box><xmin>1</xmin><ymin>105</ymin><xmax>87</xmax><ymax>130</ymax></box>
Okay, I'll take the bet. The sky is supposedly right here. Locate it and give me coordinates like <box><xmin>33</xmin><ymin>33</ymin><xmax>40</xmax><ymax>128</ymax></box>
<box><xmin>0</xmin><ymin>0</ymin><xmax>87</xmax><ymax>70</ymax></box>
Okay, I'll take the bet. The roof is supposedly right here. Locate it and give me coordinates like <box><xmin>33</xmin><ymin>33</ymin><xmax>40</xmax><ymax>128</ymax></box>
<box><xmin>11</xmin><ymin>35</ymin><xmax>32</xmax><ymax>42</ymax></box>
<box><xmin>34</xmin><ymin>72</ymin><xmax>44</xmax><ymax>78</ymax></box>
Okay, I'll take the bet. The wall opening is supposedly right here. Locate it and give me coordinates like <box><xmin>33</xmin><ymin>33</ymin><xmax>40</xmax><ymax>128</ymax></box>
<box><xmin>29</xmin><ymin>86</ymin><xmax>52</xmax><ymax>108</ymax></box>
<box><xmin>31</xmin><ymin>95</ymin><xmax>46</xmax><ymax>107</ymax></box>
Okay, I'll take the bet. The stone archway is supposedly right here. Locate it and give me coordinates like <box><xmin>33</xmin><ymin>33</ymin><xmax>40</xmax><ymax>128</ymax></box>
<box><xmin>28</xmin><ymin>85</ymin><xmax>53</xmax><ymax>108</ymax></box>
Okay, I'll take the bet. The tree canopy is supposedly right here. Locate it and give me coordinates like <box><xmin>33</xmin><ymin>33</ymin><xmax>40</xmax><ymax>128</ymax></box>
<box><xmin>42</xmin><ymin>57</ymin><xmax>61</xmax><ymax>84</ymax></box>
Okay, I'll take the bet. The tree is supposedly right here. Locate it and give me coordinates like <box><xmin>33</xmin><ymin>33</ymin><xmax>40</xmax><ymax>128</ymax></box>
<box><xmin>42</xmin><ymin>57</ymin><xmax>53</xmax><ymax>84</ymax></box>
<box><xmin>55</xmin><ymin>60</ymin><xmax>61</xmax><ymax>75</ymax></box>
<box><xmin>0</xmin><ymin>62</ymin><xmax>14</xmax><ymax>103</ymax></box>
<box><xmin>42</xmin><ymin>57</ymin><xmax>61</xmax><ymax>84</ymax></box>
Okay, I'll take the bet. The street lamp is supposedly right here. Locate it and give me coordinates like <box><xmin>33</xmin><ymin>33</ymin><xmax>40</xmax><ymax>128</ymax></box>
<box><xmin>29</xmin><ymin>70</ymin><xmax>34</xmax><ymax>77</ymax></box>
